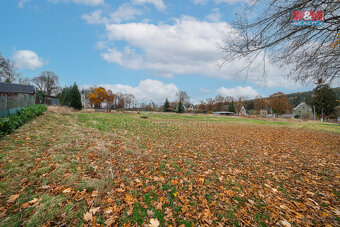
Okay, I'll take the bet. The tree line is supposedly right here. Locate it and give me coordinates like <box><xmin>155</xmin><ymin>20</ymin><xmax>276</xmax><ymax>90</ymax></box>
<box><xmin>1</xmin><ymin>53</ymin><xmax>338</xmax><ymax>117</ymax></box>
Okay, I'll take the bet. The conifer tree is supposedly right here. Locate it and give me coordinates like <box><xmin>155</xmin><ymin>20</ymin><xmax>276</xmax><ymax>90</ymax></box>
<box><xmin>176</xmin><ymin>100</ymin><xmax>185</xmax><ymax>113</ymax></box>
<box><xmin>163</xmin><ymin>98</ymin><xmax>170</xmax><ymax>112</ymax></box>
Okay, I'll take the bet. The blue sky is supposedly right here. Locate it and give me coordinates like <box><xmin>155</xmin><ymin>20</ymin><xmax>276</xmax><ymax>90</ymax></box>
<box><xmin>0</xmin><ymin>0</ymin><xmax>315</xmax><ymax>103</ymax></box>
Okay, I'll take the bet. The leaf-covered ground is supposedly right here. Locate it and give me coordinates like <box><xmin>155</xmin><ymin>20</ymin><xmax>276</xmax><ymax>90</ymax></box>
<box><xmin>0</xmin><ymin>111</ymin><xmax>339</xmax><ymax>226</ymax></box>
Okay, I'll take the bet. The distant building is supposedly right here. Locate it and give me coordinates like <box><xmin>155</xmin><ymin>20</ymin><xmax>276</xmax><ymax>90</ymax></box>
<box><xmin>239</xmin><ymin>105</ymin><xmax>247</xmax><ymax>115</ymax></box>
<box><xmin>259</xmin><ymin>109</ymin><xmax>268</xmax><ymax>115</ymax></box>
<box><xmin>81</xmin><ymin>93</ymin><xmax>91</xmax><ymax>108</ymax></box>
<box><xmin>169</xmin><ymin>102</ymin><xmax>187</xmax><ymax>112</ymax></box>
<box><xmin>186</xmin><ymin>104</ymin><xmax>195</xmax><ymax>112</ymax></box>
<box><xmin>0</xmin><ymin>82</ymin><xmax>35</xmax><ymax>117</ymax></box>
<box><xmin>35</xmin><ymin>91</ymin><xmax>60</xmax><ymax>106</ymax></box>
<box><xmin>45</xmin><ymin>96</ymin><xmax>60</xmax><ymax>105</ymax></box>
<box><xmin>293</xmin><ymin>102</ymin><xmax>312</xmax><ymax>117</ymax></box>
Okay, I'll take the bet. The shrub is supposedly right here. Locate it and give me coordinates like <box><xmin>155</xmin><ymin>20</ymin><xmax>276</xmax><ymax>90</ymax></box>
<box><xmin>0</xmin><ymin>104</ymin><xmax>47</xmax><ymax>137</ymax></box>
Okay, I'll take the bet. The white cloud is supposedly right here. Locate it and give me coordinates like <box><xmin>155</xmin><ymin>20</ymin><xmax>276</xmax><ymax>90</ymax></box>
<box><xmin>109</xmin><ymin>4</ymin><xmax>143</xmax><ymax>23</ymax></box>
<box><xmin>100</xmin><ymin>16</ymin><xmax>299</xmax><ymax>88</ymax></box>
<box><xmin>95</xmin><ymin>13</ymin><xmax>300</xmax><ymax>89</ymax></box>
<box><xmin>205</xmin><ymin>8</ymin><xmax>222</xmax><ymax>22</ymax></box>
<box><xmin>102</xmin><ymin>17</ymin><xmax>235</xmax><ymax>76</ymax></box>
<box><xmin>82</xmin><ymin>10</ymin><xmax>103</xmax><ymax>24</ymax></box>
<box><xmin>192</xmin><ymin>0</ymin><xmax>209</xmax><ymax>5</ymax></box>
<box><xmin>81</xmin><ymin>79</ymin><xmax>179</xmax><ymax>103</ymax></box>
<box><xmin>48</xmin><ymin>0</ymin><xmax>104</xmax><ymax>6</ymax></box>
<box><xmin>82</xmin><ymin>5</ymin><xmax>143</xmax><ymax>25</ymax></box>
<box><xmin>132</xmin><ymin>0</ymin><xmax>166</xmax><ymax>11</ymax></box>
<box><xmin>18</xmin><ymin>0</ymin><xmax>30</xmax><ymax>8</ymax></box>
<box><xmin>13</xmin><ymin>50</ymin><xmax>45</xmax><ymax>70</ymax></box>
<box><xmin>216</xmin><ymin>86</ymin><xmax>259</xmax><ymax>99</ymax></box>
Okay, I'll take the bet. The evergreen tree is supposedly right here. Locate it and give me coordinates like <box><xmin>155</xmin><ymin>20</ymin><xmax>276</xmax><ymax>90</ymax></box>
<box><xmin>228</xmin><ymin>101</ymin><xmax>235</xmax><ymax>112</ymax></box>
<box><xmin>69</xmin><ymin>83</ymin><xmax>82</xmax><ymax>110</ymax></box>
<box><xmin>59</xmin><ymin>87</ymin><xmax>71</xmax><ymax>106</ymax></box>
<box><xmin>60</xmin><ymin>83</ymin><xmax>82</xmax><ymax>110</ymax></box>
<box><xmin>312</xmin><ymin>83</ymin><xmax>337</xmax><ymax>116</ymax></box>
<box><xmin>176</xmin><ymin>100</ymin><xmax>185</xmax><ymax>113</ymax></box>
<box><xmin>163</xmin><ymin>98</ymin><xmax>170</xmax><ymax>112</ymax></box>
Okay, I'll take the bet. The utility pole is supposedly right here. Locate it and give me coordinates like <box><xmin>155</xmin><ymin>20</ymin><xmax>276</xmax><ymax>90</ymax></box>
<box><xmin>313</xmin><ymin>105</ymin><xmax>316</xmax><ymax>121</ymax></box>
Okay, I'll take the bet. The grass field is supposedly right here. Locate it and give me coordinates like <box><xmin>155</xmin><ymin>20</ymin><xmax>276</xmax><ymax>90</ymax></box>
<box><xmin>0</xmin><ymin>110</ymin><xmax>339</xmax><ymax>226</ymax></box>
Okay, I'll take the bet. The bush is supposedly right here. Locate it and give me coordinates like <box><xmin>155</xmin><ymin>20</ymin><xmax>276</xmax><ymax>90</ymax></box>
<box><xmin>0</xmin><ymin>104</ymin><xmax>47</xmax><ymax>137</ymax></box>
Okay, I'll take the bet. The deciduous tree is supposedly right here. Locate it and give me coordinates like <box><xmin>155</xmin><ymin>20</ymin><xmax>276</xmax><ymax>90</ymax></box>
<box><xmin>214</xmin><ymin>95</ymin><xmax>225</xmax><ymax>111</ymax></box>
<box><xmin>219</xmin><ymin>1</ymin><xmax>340</xmax><ymax>84</ymax></box>
<box><xmin>269</xmin><ymin>92</ymin><xmax>289</xmax><ymax>114</ymax></box>
<box><xmin>176</xmin><ymin>91</ymin><xmax>190</xmax><ymax>105</ymax></box>
<box><xmin>32</xmin><ymin>71</ymin><xmax>60</xmax><ymax>96</ymax></box>
<box><xmin>89</xmin><ymin>87</ymin><xmax>107</xmax><ymax>108</ymax></box>
<box><xmin>0</xmin><ymin>54</ymin><xmax>19</xmax><ymax>83</ymax></box>
<box><xmin>254</xmin><ymin>96</ymin><xmax>268</xmax><ymax>114</ymax></box>
<box><xmin>106</xmin><ymin>90</ymin><xmax>115</xmax><ymax>111</ymax></box>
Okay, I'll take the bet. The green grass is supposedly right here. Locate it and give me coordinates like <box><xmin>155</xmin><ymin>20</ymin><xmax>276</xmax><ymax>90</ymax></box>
<box><xmin>77</xmin><ymin>112</ymin><xmax>340</xmax><ymax>134</ymax></box>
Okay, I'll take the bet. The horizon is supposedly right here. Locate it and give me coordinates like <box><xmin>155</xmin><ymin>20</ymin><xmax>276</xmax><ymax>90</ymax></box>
<box><xmin>1</xmin><ymin>0</ymin><xmax>338</xmax><ymax>103</ymax></box>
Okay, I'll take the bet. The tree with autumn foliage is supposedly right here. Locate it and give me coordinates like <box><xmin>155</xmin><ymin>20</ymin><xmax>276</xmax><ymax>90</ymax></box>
<box><xmin>269</xmin><ymin>92</ymin><xmax>290</xmax><ymax>115</ymax></box>
<box><xmin>106</xmin><ymin>90</ymin><xmax>115</xmax><ymax>111</ymax></box>
<box><xmin>254</xmin><ymin>96</ymin><xmax>269</xmax><ymax>114</ymax></box>
<box><xmin>89</xmin><ymin>87</ymin><xmax>107</xmax><ymax>109</ymax></box>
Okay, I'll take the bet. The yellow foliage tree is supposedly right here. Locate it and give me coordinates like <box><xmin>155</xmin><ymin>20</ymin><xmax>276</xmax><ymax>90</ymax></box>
<box><xmin>89</xmin><ymin>87</ymin><xmax>108</xmax><ymax>108</ymax></box>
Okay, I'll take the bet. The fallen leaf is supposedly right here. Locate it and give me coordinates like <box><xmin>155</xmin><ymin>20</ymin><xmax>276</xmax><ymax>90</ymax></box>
<box><xmin>20</xmin><ymin>202</ymin><xmax>30</xmax><ymax>209</ymax></box>
<box><xmin>91</xmin><ymin>190</ymin><xmax>98</xmax><ymax>197</ymax></box>
<box><xmin>105</xmin><ymin>216</ymin><xmax>116</xmax><ymax>226</ymax></box>
<box><xmin>63</xmin><ymin>188</ymin><xmax>72</xmax><ymax>193</ymax></box>
<box><xmin>147</xmin><ymin>210</ymin><xmax>154</xmax><ymax>217</ymax></box>
<box><xmin>104</xmin><ymin>207</ymin><xmax>113</xmax><ymax>214</ymax></box>
<box><xmin>7</xmin><ymin>194</ymin><xmax>19</xmax><ymax>203</ymax></box>
<box><xmin>280</xmin><ymin>219</ymin><xmax>291</xmax><ymax>227</ymax></box>
<box><xmin>83</xmin><ymin>212</ymin><xmax>93</xmax><ymax>222</ymax></box>
<box><xmin>149</xmin><ymin>218</ymin><xmax>160</xmax><ymax>227</ymax></box>
<box><xmin>29</xmin><ymin>198</ymin><xmax>39</xmax><ymax>205</ymax></box>
<box><xmin>124</xmin><ymin>194</ymin><xmax>134</xmax><ymax>204</ymax></box>
<box><xmin>90</xmin><ymin>207</ymin><xmax>100</xmax><ymax>215</ymax></box>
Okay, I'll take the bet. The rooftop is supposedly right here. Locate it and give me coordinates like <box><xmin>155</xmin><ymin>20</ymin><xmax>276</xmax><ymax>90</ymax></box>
<box><xmin>0</xmin><ymin>82</ymin><xmax>35</xmax><ymax>94</ymax></box>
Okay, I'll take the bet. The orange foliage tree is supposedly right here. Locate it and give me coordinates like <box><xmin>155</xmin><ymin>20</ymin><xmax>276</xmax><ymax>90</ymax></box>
<box><xmin>269</xmin><ymin>92</ymin><xmax>289</xmax><ymax>114</ymax></box>
<box><xmin>89</xmin><ymin>87</ymin><xmax>108</xmax><ymax>108</ymax></box>
<box><xmin>254</xmin><ymin>96</ymin><xmax>269</xmax><ymax>114</ymax></box>
<box><xmin>106</xmin><ymin>90</ymin><xmax>115</xmax><ymax>110</ymax></box>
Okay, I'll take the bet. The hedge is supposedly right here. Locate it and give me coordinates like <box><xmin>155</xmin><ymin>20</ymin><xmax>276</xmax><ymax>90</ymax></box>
<box><xmin>0</xmin><ymin>104</ymin><xmax>47</xmax><ymax>138</ymax></box>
